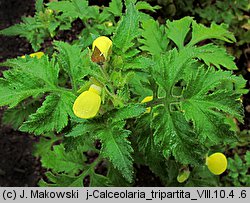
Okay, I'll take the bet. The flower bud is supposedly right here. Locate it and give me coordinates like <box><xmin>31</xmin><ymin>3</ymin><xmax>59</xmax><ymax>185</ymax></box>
<box><xmin>21</xmin><ymin>52</ymin><xmax>44</xmax><ymax>59</ymax></box>
<box><xmin>104</xmin><ymin>21</ymin><xmax>113</xmax><ymax>27</ymax></box>
<box><xmin>206</xmin><ymin>152</ymin><xmax>227</xmax><ymax>175</ymax></box>
<box><xmin>91</xmin><ymin>36</ymin><xmax>112</xmax><ymax>63</ymax></box>
<box><xmin>141</xmin><ymin>96</ymin><xmax>153</xmax><ymax>113</ymax></box>
<box><xmin>45</xmin><ymin>9</ymin><xmax>53</xmax><ymax>15</ymax></box>
<box><xmin>177</xmin><ymin>169</ymin><xmax>190</xmax><ymax>183</ymax></box>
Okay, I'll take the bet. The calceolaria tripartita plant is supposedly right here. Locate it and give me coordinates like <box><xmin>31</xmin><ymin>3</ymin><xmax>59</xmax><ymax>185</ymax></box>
<box><xmin>0</xmin><ymin>0</ymin><xmax>247</xmax><ymax>186</ymax></box>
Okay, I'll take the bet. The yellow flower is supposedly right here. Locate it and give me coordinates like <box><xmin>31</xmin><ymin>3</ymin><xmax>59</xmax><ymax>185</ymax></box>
<box><xmin>73</xmin><ymin>85</ymin><xmax>102</xmax><ymax>119</ymax></box>
<box><xmin>21</xmin><ymin>52</ymin><xmax>44</xmax><ymax>59</ymax></box>
<box><xmin>141</xmin><ymin>96</ymin><xmax>153</xmax><ymax>103</ymax></box>
<box><xmin>92</xmin><ymin>36</ymin><xmax>112</xmax><ymax>62</ymax></box>
<box><xmin>104</xmin><ymin>21</ymin><xmax>113</xmax><ymax>27</ymax></box>
<box><xmin>45</xmin><ymin>9</ymin><xmax>53</xmax><ymax>15</ymax></box>
<box><xmin>206</xmin><ymin>152</ymin><xmax>227</xmax><ymax>175</ymax></box>
<box><xmin>141</xmin><ymin>96</ymin><xmax>153</xmax><ymax>113</ymax></box>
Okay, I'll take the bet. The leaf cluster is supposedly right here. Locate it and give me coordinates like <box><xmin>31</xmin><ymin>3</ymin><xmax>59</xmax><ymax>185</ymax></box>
<box><xmin>173</xmin><ymin>0</ymin><xmax>250</xmax><ymax>47</ymax></box>
<box><xmin>223</xmin><ymin>152</ymin><xmax>250</xmax><ymax>186</ymax></box>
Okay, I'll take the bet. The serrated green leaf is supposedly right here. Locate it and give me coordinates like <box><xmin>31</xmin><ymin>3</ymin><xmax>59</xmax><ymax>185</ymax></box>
<box><xmin>151</xmin><ymin>110</ymin><xmax>206</xmax><ymax>165</ymax></box>
<box><xmin>39</xmin><ymin>172</ymin><xmax>84</xmax><ymax>187</ymax></box>
<box><xmin>109</xmin><ymin>104</ymin><xmax>146</xmax><ymax>122</ymax></box>
<box><xmin>166</xmin><ymin>16</ymin><xmax>193</xmax><ymax>50</ymax></box>
<box><xmin>228</xmin><ymin>154</ymin><xmax>243</xmax><ymax>172</ymax></box>
<box><xmin>152</xmin><ymin>48</ymin><xmax>194</xmax><ymax>94</ymax></box>
<box><xmin>107</xmin><ymin>165</ymin><xmax>131</xmax><ymax>186</ymax></box>
<box><xmin>65</xmin><ymin>122</ymin><xmax>96</xmax><ymax>137</ymax></box>
<box><xmin>227</xmin><ymin>153</ymin><xmax>250</xmax><ymax>186</ymax></box>
<box><xmin>0</xmin><ymin>56</ymin><xmax>59</xmax><ymax>108</ymax></box>
<box><xmin>185</xmin><ymin>166</ymin><xmax>219</xmax><ymax>186</ymax></box>
<box><xmin>152</xmin><ymin>46</ymin><xmax>238</xmax><ymax>99</ymax></box>
<box><xmin>41</xmin><ymin>144</ymin><xmax>86</xmax><ymax>175</ymax></box>
<box><xmin>128</xmin><ymin>71</ymin><xmax>152</xmax><ymax>96</ymax></box>
<box><xmin>0</xmin><ymin>16</ymin><xmax>48</xmax><ymax>51</ymax></box>
<box><xmin>33</xmin><ymin>134</ymin><xmax>61</xmax><ymax>157</ymax></box>
<box><xmin>107</xmin><ymin>0</ymin><xmax>123</xmax><ymax>17</ymax></box>
<box><xmin>2</xmin><ymin>56</ymin><xmax>56</xmax><ymax>81</ymax></box>
<box><xmin>136</xmin><ymin>122</ymin><xmax>169</xmax><ymax>184</ymax></box>
<box><xmin>40</xmin><ymin>168</ymin><xmax>110</xmax><ymax>187</ymax></box>
<box><xmin>138</xmin><ymin>10</ymin><xmax>154</xmax><ymax>22</ymax></box>
<box><xmin>96</xmin><ymin>122</ymin><xmax>134</xmax><ymax>182</ymax></box>
<box><xmin>149</xmin><ymin>22</ymin><xmax>245</xmax><ymax>158</ymax></box>
<box><xmin>125</xmin><ymin>0</ymin><xmax>137</xmax><ymax>7</ymax></box>
<box><xmin>135</xmin><ymin>1</ymin><xmax>161</xmax><ymax>12</ymax></box>
<box><xmin>113</xmin><ymin>3</ymin><xmax>140</xmax><ymax>54</ymax></box>
<box><xmin>63</xmin><ymin>134</ymin><xmax>96</xmax><ymax>153</ymax></box>
<box><xmin>20</xmin><ymin>93</ymin><xmax>75</xmax><ymax>135</ymax></box>
<box><xmin>54</xmin><ymin>41</ymin><xmax>92</xmax><ymax>90</ymax></box>
<box><xmin>194</xmin><ymin>44</ymin><xmax>237</xmax><ymax>70</ymax></box>
<box><xmin>89</xmin><ymin>172</ymin><xmax>110</xmax><ymax>186</ymax></box>
<box><xmin>123</xmin><ymin>49</ymin><xmax>141</xmax><ymax>58</ymax></box>
<box><xmin>47</xmin><ymin>0</ymin><xmax>91</xmax><ymax>20</ymax></box>
<box><xmin>189</xmin><ymin>21</ymin><xmax>236</xmax><ymax>46</ymax></box>
<box><xmin>0</xmin><ymin>78</ymin><xmax>44</xmax><ymax>108</ymax></box>
<box><xmin>47</xmin><ymin>21</ymin><xmax>60</xmax><ymax>36</ymax></box>
<box><xmin>0</xmin><ymin>24</ymin><xmax>25</xmax><ymax>36</ymax></box>
<box><xmin>35</xmin><ymin>0</ymin><xmax>44</xmax><ymax>12</ymax></box>
<box><xmin>181</xmin><ymin>67</ymin><xmax>244</xmax><ymax>143</ymax></box>
<box><xmin>166</xmin><ymin>18</ymin><xmax>236</xmax><ymax>49</ymax></box>
<box><xmin>123</xmin><ymin>56</ymin><xmax>153</xmax><ymax>70</ymax></box>
<box><xmin>139</xmin><ymin>19</ymin><xmax>169</xmax><ymax>56</ymax></box>
<box><xmin>2</xmin><ymin>101</ymin><xmax>39</xmax><ymax>129</ymax></box>
<box><xmin>246</xmin><ymin>151</ymin><xmax>250</xmax><ymax>167</ymax></box>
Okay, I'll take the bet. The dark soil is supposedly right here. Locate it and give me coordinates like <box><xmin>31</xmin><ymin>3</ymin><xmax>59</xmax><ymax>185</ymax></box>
<box><xmin>0</xmin><ymin>117</ymin><xmax>41</xmax><ymax>186</ymax></box>
<box><xmin>0</xmin><ymin>0</ymin><xmax>249</xmax><ymax>187</ymax></box>
<box><xmin>237</xmin><ymin>49</ymin><xmax>250</xmax><ymax>130</ymax></box>
<box><xmin>0</xmin><ymin>0</ymin><xmax>40</xmax><ymax>187</ymax></box>
<box><xmin>0</xmin><ymin>0</ymin><xmax>35</xmax><ymax>62</ymax></box>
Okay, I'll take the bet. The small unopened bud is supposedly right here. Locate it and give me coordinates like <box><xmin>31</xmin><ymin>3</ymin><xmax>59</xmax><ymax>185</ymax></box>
<box><xmin>141</xmin><ymin>96</ymin><xmax>153</xmax><ymax>113</ymax></box>
<box><xmin>21</xmin><ymin>52</ymin><xmax>44</xmax><ymax>59</ymax></box>
<box><xmin>91</xmin><ymin>36</ymin><xmax>112</xmax><ymax>63</ymax></box>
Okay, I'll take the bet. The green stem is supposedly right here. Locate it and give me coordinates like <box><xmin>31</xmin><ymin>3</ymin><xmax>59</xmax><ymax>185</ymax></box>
<box><xmin>98</xmin><ymin>65</ymin><xmax>124</xmax><ymax>107</ymax></box>
<box><xmin>99</xmin><ymin>65</ymin><xmax>110</xmax><ymax>83</ymax></box>
<box><xmin>82</xmin><ymin>20</ymin><xmax>91</xmax><ymax>30</ymax></box>
<box><xmin>71</xmin><ymin>77</ymin><xmax>77</xmax><ymax>93</ymax></box>
<box><xmin>47</xmin><ymin>86</ymin><xmax>74</xmax><ymax>96</ymax></box>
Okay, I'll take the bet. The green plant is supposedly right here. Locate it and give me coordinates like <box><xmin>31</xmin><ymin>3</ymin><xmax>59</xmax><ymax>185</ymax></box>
<box><xmin>0</xmin><ymin>0</ymin><xmax>247</xmax><ymax>186</ymax></box>
<box><xmin>195</xmin><ymin>0</ymin><xmax>250</xmax><ymax>49</ymax></box>
<box><xmin>0</xmin><ymin>0</ymin><xmax>160</xmax><ymax>51</ymax></box>
<box><xmin>223</xmin><ymin>152</ymin><xmax>250</xmax><ymax>186</ymax></box>
<box><xmin>150</xmin><ymin>0</ymin><xmax>249</xmax><ymax>58</ymax></box>
<box><xmin>0</xmin><ymin>0</ymin><xmax>60</xmax><ymax>51</ymax></box>
<box><xmin>176</xmin><ymin>0</ymin><xmax>250</xmax><ymax>49</ymax></box>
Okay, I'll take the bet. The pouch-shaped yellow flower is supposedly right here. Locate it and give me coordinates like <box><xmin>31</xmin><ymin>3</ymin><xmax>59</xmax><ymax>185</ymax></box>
<box><xmin>141</xmin><ymin>96</ymin><xmax>153</xmax><ymax>113</ymax></box>
<box><xmin>21</xmin><ymin>52</ymin><xmax>44</xmax><ymax>59</ymax></box>
<box><xmin>73</xmin><ymin>90</ymin><xmax>101</xmax><ymax>119</ymax></box>
<box><xmin>92</xmin><ymin>36</ymin><xmax>112</xmax><ymax>62</ymax></box>
<box><xmin>206</xmin><ymin>152</ymin><xmax>227</xmax><ymax>175</ymax></box>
